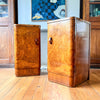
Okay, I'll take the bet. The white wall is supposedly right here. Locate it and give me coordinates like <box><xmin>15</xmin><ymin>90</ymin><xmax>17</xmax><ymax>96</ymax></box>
<box><xmin>41</xmin><ymin>30</ymin><xmax>47</xmax><ymax>65</ymax></box>
<box><xmin>18</xmin><ymin>0</ymin><xmax>47</xmax><ymax>29</ymax></box>
<box><xmin>18</xmin><ymin>0</ymin><xmax>80</xmax><ymax>65</ymax></box>
<box><xmin>67</xmin><ymin>0</ymin><xmax>80</xmax><ymax>17</ymax></box>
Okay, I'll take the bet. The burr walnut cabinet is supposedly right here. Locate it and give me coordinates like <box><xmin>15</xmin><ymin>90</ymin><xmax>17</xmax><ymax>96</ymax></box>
<box><xmin>47</xmin><ymin>17</ymin><xmax>91</xmax><ymax>87</ymax></box>
<box><xmin>14</xmin><ymin>24</ymin><xmax>41</xmax><ymax>77</ymax></box>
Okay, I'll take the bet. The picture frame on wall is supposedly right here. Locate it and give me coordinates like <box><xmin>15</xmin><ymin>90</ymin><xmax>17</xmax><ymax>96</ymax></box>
<box><xmin>31</xmin><ymin>0</ymin><xmax>66</xmax><ymax>21</ymax></box>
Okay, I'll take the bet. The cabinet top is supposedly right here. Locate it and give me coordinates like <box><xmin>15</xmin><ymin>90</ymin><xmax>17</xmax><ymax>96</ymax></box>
<box><xmin>47</xmin><ymin>17</ymin><xmax>91</xmax><ymax>24</ymax></box>
<box><xmin>14</xmin><ymin>24</ymin><xmax>41</xmax><ymax>28</ymax></box>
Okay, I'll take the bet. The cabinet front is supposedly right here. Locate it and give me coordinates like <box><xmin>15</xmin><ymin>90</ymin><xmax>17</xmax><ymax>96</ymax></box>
<box><xmin>48</xmin><ymin>21</ymin><xmax>74</xmax><ymax>77</ymax></box>
<box><xmin>14</xmin><ymin>25</ymin><xmax>40</xmax><ymax>69</ymax></box>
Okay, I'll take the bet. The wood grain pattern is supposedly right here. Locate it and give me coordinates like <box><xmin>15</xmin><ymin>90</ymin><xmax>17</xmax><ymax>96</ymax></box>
<box><xmin>47</xmin><ymin>17</ymin><xmax>90</xmax><ymax>87</ymax></box>
<box><xmin>0</xmin><ymin>68</ymin><xmax>100</xmax><ymax>100</ymax></box>
<box><xmin>14</xmin><ymin>24</ymin><xmax>41</xmax><ymax>77</ymax></box>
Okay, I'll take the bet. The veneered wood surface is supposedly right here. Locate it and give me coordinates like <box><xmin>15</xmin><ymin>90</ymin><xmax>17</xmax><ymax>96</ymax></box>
<box><xmin>74</xmin><ymin>19</ymin><xmax>90</xmax><ymax>86</ymax></box>
<box><xmin>48</xmin><ymin>17</ymin><xmax>90</xmax><ymax>87</ymax></box>
<box><xmin>48</xmin><ymin>20</ymin><xmax>75</xmax><ymax>77</ymax></box>
<box><xmin>14</xmin><ymin>25</ymin><xmax>41</xmax><ymax>76</ymax></box>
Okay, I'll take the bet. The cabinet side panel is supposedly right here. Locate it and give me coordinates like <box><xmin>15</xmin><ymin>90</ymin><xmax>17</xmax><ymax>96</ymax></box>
<box><xmin>74</xmin><ymin>20</ymin><xmax>90</xmax><ymax>86</ymax></box>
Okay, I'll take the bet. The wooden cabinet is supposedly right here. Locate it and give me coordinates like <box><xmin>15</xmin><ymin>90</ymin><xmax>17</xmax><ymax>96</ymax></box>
<box><xmin>14</xmin><ymin>25</ymin><xmax>41</xmax><ymax>77</ymax></box>
<box><xmin>47</xmin><ymin>17</ymin><xmax>90</xmax><ymax>87</ymax></box>
<box><xmin>83</xmin><ymin>0</ymin><xmax>100</xmax><ymax>67</ymax></box>
<box><xmin>0</xmin><ymin>0</ymin><xmax>17</xmax><ymax>65</ymax></box>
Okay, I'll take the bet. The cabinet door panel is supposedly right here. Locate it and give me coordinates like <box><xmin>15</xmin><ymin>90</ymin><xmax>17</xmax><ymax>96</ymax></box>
<box><xmin>91</xmin><ymin>29</ymin><xmax>100</xmax><ymax>64</ymax></box>
<box><xmin>90</xmin><ymin>29</ymin><xmax>96</xmax><ymax>63</ymax></box>
<box><xmin>48</xmin><ymin>21</ymin><xmax>74</xmax><ymax>77</ymax></box>
<box><xmin>14</xmin><ymin>25</ymin><xmax>40</xmax><ymax>69</ymax></box>
<box><xmin>0</xmin><ymin>27</ymin><xmax>9</xmax><ymax>63</ymax></box>
<box><xmin>96</xmin><ymin>30</ymin><xmax>100</xmax><ymax>63</ymax></box>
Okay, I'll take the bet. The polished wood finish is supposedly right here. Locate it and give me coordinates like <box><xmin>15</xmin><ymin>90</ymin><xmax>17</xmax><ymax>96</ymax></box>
<box><xmin>83</xmin><ymin>0</ymin><xmax>100</xmax><ymax>67</ymax></box>
<box><xmin>47</xmin><ymin>17</ymin><xmax>90</xmax><ymax>87</ymax></box>
<box><xmin>0</xmin><ymin>68</ymin><xmax>100</xmax><ymax>100</ymax></box>
<box><xmin>0</xmin><ymin>0</ymin><xmax>17</xmax><ymax>65</ymax></box>
<box><xmin>14</xmin><ymin>24</ymin><xmax>41</xmax><ymax>77</ymax></box>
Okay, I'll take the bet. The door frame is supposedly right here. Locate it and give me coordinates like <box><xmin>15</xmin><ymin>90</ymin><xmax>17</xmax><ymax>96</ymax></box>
<box><xmin>0</xmin><ymin>0</ymin><xmax>18</xmax><ymax>67</ymax></box>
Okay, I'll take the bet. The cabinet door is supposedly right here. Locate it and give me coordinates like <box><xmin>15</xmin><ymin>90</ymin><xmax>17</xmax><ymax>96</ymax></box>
<box><xmin>48</xmin><ymin>21</ymin><xmax>74</xmax><ymax>77</ymax></box>
<box><xmin>14</xmin><ymin>25</ymin><xmax>40</xmax><ymax>69</ymax></box>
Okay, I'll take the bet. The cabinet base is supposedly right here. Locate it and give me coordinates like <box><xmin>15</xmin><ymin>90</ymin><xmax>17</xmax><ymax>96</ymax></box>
<box><xmin>15</xmin><ymin>68</ymin><xmax>40</xmax><ymax>77</ymax></box>
<box><xmin>48</xmin><ymin>72</ymin><xmax>89</xmax><ymax>87</ymax></box>
<box><xmin>48</xmin><ymin>72</ymin><xmax>74</xmax><ymax>87</ymax></box>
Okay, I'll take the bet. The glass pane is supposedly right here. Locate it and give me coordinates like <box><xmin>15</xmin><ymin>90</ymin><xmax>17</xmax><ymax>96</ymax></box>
<box><xmin>0</xmin><ymin>6</ymin><xmax>8</xmax><ymax>17</ymax></box>
<box><xmin>90</xmin><ymin>0</ymin><xmax>100</xmax><ymax>2</ymax></box>
<box><xmin>90</xmin><ymin>4</ymin><xmax>100</xmax><ymax>17</ymax></box>
<box><xmin>0</xmin><ymin>0</ymin><xmax>8</xmax><ymax>5</ymax></box>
